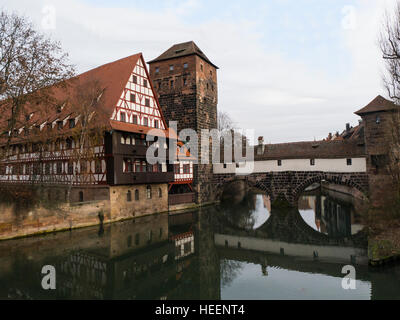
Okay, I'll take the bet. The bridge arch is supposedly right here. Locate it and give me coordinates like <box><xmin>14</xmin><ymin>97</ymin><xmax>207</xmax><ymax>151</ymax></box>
<box><xmin>292</xmin><ymin>173</ymin><xmax>368</xmax><ymax>206</ymax></box>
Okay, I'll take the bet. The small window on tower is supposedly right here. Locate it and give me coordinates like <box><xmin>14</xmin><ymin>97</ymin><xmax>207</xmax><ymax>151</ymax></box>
<box><xmin>132</xmin><ymin>75</ymin><xmax>137</xmax><ymax>84</ymax></box>
<box><xmin>143</xmin><ymin>79</ymin><xmax>148</xmax><ymax>87</ymax></box>
<box><xmin>145</xmin><ymin>98</ymin><xmax>150</xmax><ymax>107</ymax></box>
<box><xmin>69</xmin><ymin>119</ymin><xmax>75</xmax><ymax>128</ymax></box>
<box><xmin>130</xmin><ymin>93</ymin><xmax>135</xmax><ymax>103</ymax></box>
<box><xmin>155</xmin><ymin>67</ymin><xmax>159</xmax><ymax>73</ymax></box>
<box><xmin>183</xmin><ymin>78</ymin><xmax>187</xmax><ymax>86</ymax></box>
<box><xmin>170</xmin><ymin>80</ymin><xmax>174</xmax><ymax>88</ymax></box>
<box><xmin>183</xmin><ymin>63</ymin><xmax>188</xmax><ymax>69</ymax></box>
<box><xmin>169</xmin><ymin>65</ymin><xmax>174</xmax><ymax>71</ymax></box>
<box><xmin>376</xmin><ymin>115</ymin><xmax>381</xmax><ymax>124</ymax></box>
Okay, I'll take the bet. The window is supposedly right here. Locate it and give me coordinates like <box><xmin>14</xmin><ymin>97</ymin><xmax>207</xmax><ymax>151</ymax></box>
<box><xmin>95</xmin><ymin>160</ymin><xmax>102</xmax><ymax>174</ymax></box>
<box><xmin>124</xmin><ymin>158</ymin><xmax>133</xmax><ymax>172</ymax></box>
<box><xmin>159</xmin><ymin>188</ymin><xmax>162</xmax><ymax>198</ymax></box>
<box><xmin>143</xmin><ymin>79</ymin><xmax>148</xmax><ymax>87</ymax></box>
<box><xmin>174</xmin><ymin>164</ymin><xmax>180</xmax><ymax>174</ymax></box>
<box><xmin>170</xmin><ymin>80</ymin><xmax>174</xmax><ymax>88</ymax></box>
<box><xmin>45</xmin><ymin>163</ymin><xmax>51</xmax><ymax>175</ymax></box>
<box><xmin>80</xmin><ymin>161</ymin><xmax>87</xmax><ymax>174</ymax></box>
<box><xmin>376</xmin><ymin>115</ymin><xmax>381</xmax><ymax>124</ymax></box>
<box><xmin>130</xmin><ymin>93</ymin><xmax>135</xmax><ymax>103</ymax></box>
<box><xmin>277</xmin><ymin>160</ymin><xmax>282</xmax><ymax>166</ymax></box>
<box><xmin>132</xmin><ymin>115</ymin><xmax>138</xmax><ymax>124</ymax></box>
<box><xmin>66</xmin><ymin>138</ymin><xmax>73</xmax><ymax>149</ymax></box>
<box><xmin>236</xmin><ymin>163</ymin><xmax>239</xmax><ymax>168</ymax></box>
<box><xmin>310</xmin><ymin>159</ymin><xmax>315</xmax><ymax>166</ymax></box>
<box><xmin>127</xmin><ymin>190</ymin><xmax>132</xmax><ymax>202</ymax></box>
<box><xmin>210</xmin><ymin>70</ymin><xmax>213</xmax><ymax>76</ymax></box>
<box><xmin>145</xmin><ymin>98</ymin><xmax>150</xmax><ymax>107</ymax></box>
<box><xmin>132</xmin><ymin>75</ymin><xmax>137</xmax><ymax>84</ymax></box>
<box><xmin>200</xmin><ymin>64</ymin><xmax>203</xmax><ymax>71</ymax></box>
<box><xmin>120</xmin><ymin>112</ymin><xmax>126</xmax><ymax>122</ymax></box>
<box><xmin>69</xmin><ymin>119</ymin><xmax>75</xmax><ymax>128</ymax></box>
<box><xmin>67</xmin><ymin>162</ymin><xmax>73</xmax><ymax>174</ymax></box>
<box><xmin>155</xmin><ymin>67</ymin><xmax>160</xmax><ymax>73</ymax></box>
<box><xmin>79</xmin><ymin>191</ymin><xmax>84</xmax><ymax>202</ymax></box>
<box><xmin>146</xmin><ymin>186</ymin><xmax>152</xmax><ymax>199</ymax></box>
<box><xmin>347</xmin><ymin>158</ymin><xmax>352</xmax><ymax>166</ymax></box>
<box><xmin>56</xmin><ymin>162</ymin><xmax>63</xmax><ymax>174</ymax></box>
<box><xmin>223</xmin><ymin>164</ymin><xmax>227</xmax><ymax>169</ymax></box>
<box><xmin>183</xmin><ymin>63</ymin><xmax>188</xmax><ymax>69</ymax></box>
<box><xmin>169</xmin><ymin>65</ymin><xmax>174</xmax><ymax>71</ymax></box>
<box><xmin>143</xmin><ymin>117</ymin><xmax>148</xmax><ymax>126</ymax></box>
<box><xmin>57</xmin><ymin>121</ymin><xmax>63</xmax><ymax>130</ymax></box>
<box><xmin>154</xmin><ymin>120</ymin><xmax>159</xmax><ymax>129</ymax></box>
<box><xmin>183</xmin><ymin>164</ymin><xmax>190</xmax><ymax>174</ymax></box>
<box><xmin>135</xmin><ymin>189</ymin><xmax>139</xmax><ymax>201</ymax></box>
<box><xmin>135</xmin><ymin>233</ymin><xmax>140</xmax><ymax>245</ymax></box>
<box><xmin>183</xmin><ymin>78</ymin><xmax>187</xmax><ymax>86</ymax></box>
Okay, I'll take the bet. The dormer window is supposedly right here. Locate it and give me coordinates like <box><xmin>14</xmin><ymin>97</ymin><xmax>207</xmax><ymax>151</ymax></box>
<box><xmin>57</xmin><ymin>121</ymin><xmax>63</xmax><ymax>130</ymax></box>
<box><xmin>69</xmin><ymin>119</ymin><xmax>75</xmax><ymax>128</ymax></box>
<box><xmin>56</xmin><ymin>105</ymin><xmax>63</xmax><ymax>113</ymax></box>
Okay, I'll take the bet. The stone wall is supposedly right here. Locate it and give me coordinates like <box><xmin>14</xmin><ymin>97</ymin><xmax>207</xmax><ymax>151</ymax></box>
<box><xmin>109</xmin><ymin>184</ymin><xmax>168</xmax><ymax>220</ymax></box>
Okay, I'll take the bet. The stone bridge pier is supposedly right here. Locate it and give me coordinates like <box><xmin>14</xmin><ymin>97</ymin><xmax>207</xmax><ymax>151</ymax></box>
<box><xmin>213</xmin><ymin>171</ymin><xmax>369</xmax><ymax>206</ymax></box>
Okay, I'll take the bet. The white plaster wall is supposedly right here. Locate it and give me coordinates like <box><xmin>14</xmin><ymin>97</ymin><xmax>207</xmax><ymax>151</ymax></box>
<box><xmin>213</xmin><ymin>158</ymin><xmax>366</xmax><ymax>174</ymax></box>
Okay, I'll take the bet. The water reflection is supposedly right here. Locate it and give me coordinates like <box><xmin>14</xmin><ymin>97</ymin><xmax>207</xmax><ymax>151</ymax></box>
<box><xmin>0</xmin><ymin>189</ymin><xmax>399</xmax><ymax>300</ymax></box>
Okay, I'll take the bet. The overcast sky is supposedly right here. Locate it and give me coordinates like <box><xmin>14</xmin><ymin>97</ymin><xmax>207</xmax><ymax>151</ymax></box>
<box><xmin>0</xmin><ymin>0</ymin><xmax>396</xmax><ymax>143</ymax></box>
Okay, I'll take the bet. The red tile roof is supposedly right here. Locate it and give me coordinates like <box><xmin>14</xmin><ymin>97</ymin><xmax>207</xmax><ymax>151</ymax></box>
<box><xmin>354</xmin><ymin>95</ymin><xmax>399</xmax><ymax>115</ymax></box>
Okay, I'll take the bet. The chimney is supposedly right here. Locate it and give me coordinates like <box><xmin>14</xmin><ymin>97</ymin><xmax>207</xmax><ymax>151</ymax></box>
<box><xmin>257</xmin><ymin>136</ymin><xmax>265</xmax><ymax>155</ymax></box>
<box><xmin>328</xmin><ymin>132</ymin><xmax>332</xmax><ymax>140</ymax></box>
<box><xmin>346</xmin><ymin>123</ymin><xmax>350</xmax><ymax>132</ymax></box>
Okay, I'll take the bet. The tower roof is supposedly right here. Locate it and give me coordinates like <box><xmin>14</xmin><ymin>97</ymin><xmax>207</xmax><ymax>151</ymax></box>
<box><xmin>148</xmin><ymin>41</ymin><xmax>218</xmax><ymax>69</ymax></box>
<box><xmin>354</xmin><ymin>95</ymin><xmax>399</xmax><ymax>116</ymax></box>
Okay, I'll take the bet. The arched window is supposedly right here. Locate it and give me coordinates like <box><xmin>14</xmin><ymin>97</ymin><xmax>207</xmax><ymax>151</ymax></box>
<box><xmin>146</xmin><ymin>186</ymin><xmax>152</xmax><ymax>199</ymax></box>
<box><xmin>158</xmin><ymin>188</ymin><xmax>162</xmax><ymax>198</ymax></box>
<box><xmin>135</xmin><ymin>189</ymin><xmax>139</xmax><ymax>201</ymax></box>
<box><xmin>127</xmin><ymin>190</ymin><xmax>132</xmax><ymax>202</ymax></box>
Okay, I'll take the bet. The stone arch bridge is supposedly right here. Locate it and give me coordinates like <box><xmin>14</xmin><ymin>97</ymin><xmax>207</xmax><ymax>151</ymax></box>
<box><xmin>212</xmin><ymin>171</ymin><xmax>369</xmax><ymax>206</ymax></box>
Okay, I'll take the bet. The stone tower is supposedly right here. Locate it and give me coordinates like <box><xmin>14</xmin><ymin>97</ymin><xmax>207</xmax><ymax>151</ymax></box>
<box><xmin>148</xmin><ymin>41</ymin><xmax>218</xmax><ymax>204</ymax></box>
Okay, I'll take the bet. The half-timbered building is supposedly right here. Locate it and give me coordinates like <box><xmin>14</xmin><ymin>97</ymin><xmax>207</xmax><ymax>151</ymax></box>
<box><xmin>0</xmin><ymin>52</ymin><xmax>195</xmax><ymax>218</ymax></box>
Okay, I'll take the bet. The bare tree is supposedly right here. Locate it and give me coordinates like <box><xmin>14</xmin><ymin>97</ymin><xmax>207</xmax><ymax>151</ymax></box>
<box><xmin>0</xmin><ymin>10</ymin><xmax>74</xmax><ymax>147</ymax></box>
<box><xmin>65</xmin><ymin>79</ymin><xmax>108</xmax><ymax>203</ymax></box>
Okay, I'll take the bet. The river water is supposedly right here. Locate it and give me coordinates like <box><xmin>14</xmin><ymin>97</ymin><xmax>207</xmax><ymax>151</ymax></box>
<box><xmin>0</xmin><ymin>189</ymin><xmax>399</xmax><ymax>300</ymax></box>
